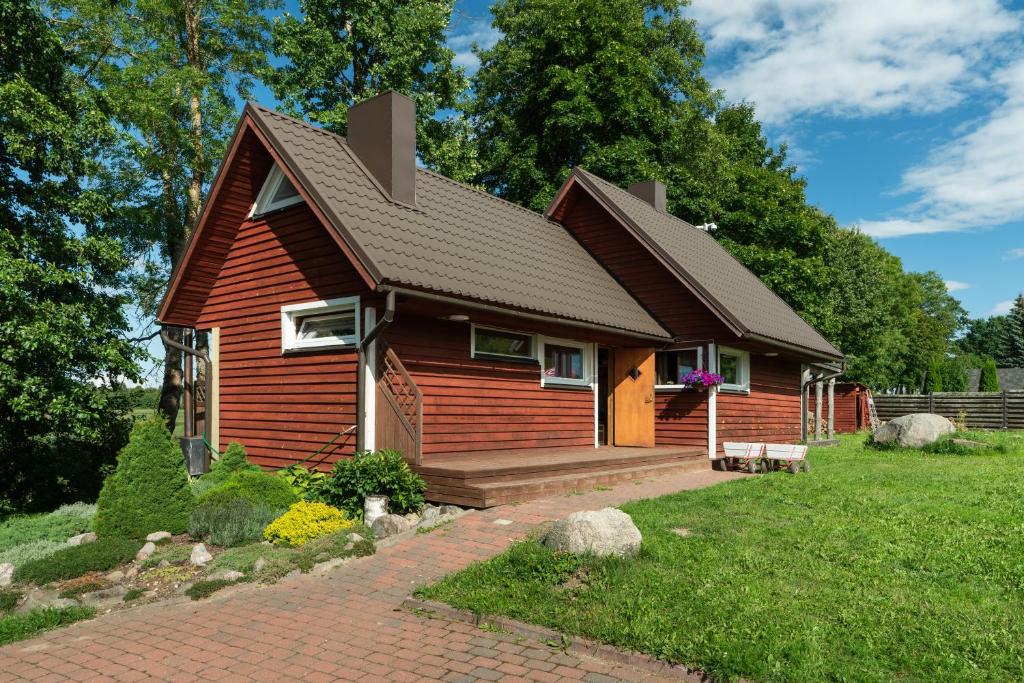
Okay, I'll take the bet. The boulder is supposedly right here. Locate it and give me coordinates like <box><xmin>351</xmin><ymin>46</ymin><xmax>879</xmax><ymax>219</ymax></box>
<box><xmin>135</xmin><ymin>542</ymin><xmax>156</xmax><ymax>561</ymax></box>
<box><xmin>419</xmin><ymin>505</ymin><xmax>440</xmax><ymax>525</ymax></box>
<box><xmin>146</xmin><ymin>531</ymin><xmax>172</xmax><ymax>543</ymax></box>
<box><xmin>371</xmin><ymin>513</ymin><xmax>415</xmax><ymax>539</ymax></box>
<box><xmin>0</xmin><ymin>563</ymin><xmax>14</xmax><ymax>587</ymax></box>
<box><xmin>190</xmin><ymin>543</ymin><xmax>213</xmax><ymax>566</ymax></box>
<box><xmin>873</xmin><ymin>413</ymin><xmax>955</xmax><ymax>448</ymax></box>
<box><xmin>542</xmin><ymin>507</ymin><xmax>642</xmax><ymax>557</ymax></box>
<box><xmin>66</xmin><ymin>532</ymin><xmax>97</xmax><ymax>546</ymax></box>
<box><xmin>438</xmin><ymin>505</ymin><xmax>462</xmax><ymax>517</ymax></box>
<box><xmin>207</xmin><ymin>569</ymin><xmax>244</xmax><ymax>582</ymax></box>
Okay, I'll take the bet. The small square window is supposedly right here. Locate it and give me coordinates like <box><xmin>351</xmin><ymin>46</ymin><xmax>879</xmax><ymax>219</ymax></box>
<box><xmin>717</xmin><ymin>346</ymin><xmax>750</xmax><ymax>393</ymax></box>
<box><xmin>539</xmin><ymin>337</ymin><xmax>591</xmax><ymax>387</ymax></box>
<box><xmin>472</xmin><ymin>326</ymin><xmax>535</xmax><ymax>360</ymax></box>
<box><xmin>281</xmin><ymin>297</ymin><xmax>359</xmax><ymax>352</ymax></box>
<box><xmin>655</xmin><ymin>348</ymin><xmax>702</xmax><ymax>388</ymax></box>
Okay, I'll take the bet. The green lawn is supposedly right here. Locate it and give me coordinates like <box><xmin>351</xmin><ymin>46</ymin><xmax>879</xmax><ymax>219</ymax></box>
<box><xmin>417</xmin><ymin>432</ymin><xmax>1024</xmax><ymax>682</ymax></box>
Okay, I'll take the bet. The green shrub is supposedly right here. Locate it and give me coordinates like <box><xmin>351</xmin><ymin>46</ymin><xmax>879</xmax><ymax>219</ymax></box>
<box><xmin>927</xmin><ymin>357</ymin><xmax>944</xmax><ymax>393</ymax></box>
<box><xmin>0</xmin><ymin>540</ymin><xmax>65</xmax><ymax>569</ymax></box>
<box><xmin>0</xmin><ymin>607</ymin><xmax>95</xmax><ymax>645</ymax></box>
<box><xmin>980</xmin><ymin>359</ymin><xmax>1001</xmax><ymax>392</ymax></box>
<box><xmin>185</xmin><ymin>577</ymin><xmax>246</xmax><ymax>600</ymax></box>
<box><xmin>319</xmin><ymin>450</ymin><xmax>426</xmax><ymax>518</ymax></box>
<box><xmin>13</xmin><ymin>538</ymin><xmax>140</xmax><ymax>585</ymax></box>
<box><xmin>94</xmin><ymin>415</ymin><xmax>194</xmax><ymax>538</ymax></box>
<box><xmin>140</xmin><ymin>544</ymin><xmax>191</xmax><ymax>569</ymax></box>
<box><xmin>205</xmin><ymin>442</ymin><xmax>260</xmax><ymax>484</ymax></box>
<box><xmin>123</xmin><ymin>588</ymin><xmax>144</xmax><ymax>602</ymax></box>
<box><xmin>0</xmin><ymin>503</ymin><xmax>95</xmax><ymax>551</ymax></box>
<box><xmin>58</xmin><ymin>582</ymin><xmax>105</xmax><ymax>599</ymax></box>
<box><xmin>263</xmin><ymin>501</ymin><xmax>354</xmax><ymax>547</ymax></box>
<box><xmin>923</xmin><ymin>437</ymin><xmax>1006</xmax><ymax>456</ymax></box>
<box><xmin>0</xmin><ymin>589</ymin><xmax>20</xmax><ymax>613</ymax></box>
<box><xmin>215</xmin><ymin>470</ymin><xmax>298</xmax><ymax>510</ymax></box>
<box><xmin>189</xmin><ymin>491</ymin><xmax>282</xmax><ymax>547</ymax></box>
<box><xmin>277</xmin><ymin>464</ymin><xmax>329</xmax><ymax>499</ymax></box>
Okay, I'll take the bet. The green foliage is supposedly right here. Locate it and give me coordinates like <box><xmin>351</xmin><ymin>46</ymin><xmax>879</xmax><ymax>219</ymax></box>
<box><xmin>209</xmin><ymin>543</ymin><xmax>294</xmax><ymax>574</ymax></box>
<box><xmin>0</xmin><ymin>606</ymin><xmax>95</xmax><ymax>645</ymax></box>
<box><xmin>959</xmin><ymin>316</ymin><xmax>1010</xmax><ymax>362</ymax></box>
<box><xmin>188</xmin><ymin>492</ymin><xmax>281</xmax><ymax>548</ymax></box>
<box><xmin>123</xmin><ymin>588</ymin><xmax>144</xmax><ymax>602</ymax></box>
<box><xmin>263</xmin><ymin>501</ymin><xmax>353</xmax><ymax>547</ymax></box>
<box><xmin>94</xmin><ymin>415</ymin><xmax>194</xmax><ymax>538</ymax></box>
<box><xmin>209</xmin><ymin>443</ymin><xmax>260</xmax><ymax>482</ymax></box>
<box><xmin>927</xmin><ymin>357</ymin><xmax>944</xmax><ymax>393</ymax></box>
<box><xmin>0</xmin><ymin>589</ymin><xmax>20</xmax><ymax>613</ymax></box>
<box><xmin>185</xmin><ymin>577</ymin><xmax>247</xmax><ymax>601</ymax></box>
<box><xmin>980</xmin><ymin>359</ymin><xmax>1001</xmax><ymax>392</ymax></box>
<box><xmin>140</xmin><ymin>544</ymin><xmax>191</xmax><ymax>569</ymax></box>
<box><xmin>267</xmin><ymin>0</ymin><xmax>473</xmax><ymax>180</ymax></box>
<box><xmin>277</xmin><ymin>464</ymin><xmax>329</xmax><ymax>499</ymax></box>
<box><xmin>58</xmin><ymin>582</ymin><xmax>105</xmax><ymax>599</ymax></box>
<box><xmin>0</xmin><ymin>503</ymin><xmax>95</xmax><ymax>551</ymax></box>
<box><xmin>0</xmin><ymin>0</ymin><xmax>141</xmax><ymax>512</ymax></box>
<box><xmin>319</xmin><ymin>450</ymin><xmax>426</xmax><ymax>517</ymax></box>
<box><xmin>214</xmin><ymin>470</ymin><xmax>298</xmax><ymax>511</ymax></box>
<box><xmin>14</xmin><ymin>538</ymin><xmax>139</xmax><ymax>584</ymax></box>
<box><xmin>419</xmin><ymin>433</ymin><xmax>1024</xmax><ymax>681</ymax></box>
<box><xmin>113</xmin><ymin>387</ymin><xmax>160</xmax><ymax>410</ymax></box>
<box><xmin>1001</xmin><ymin>294</ymin><xmax>1024</xmax><ymax>367</ymax></box>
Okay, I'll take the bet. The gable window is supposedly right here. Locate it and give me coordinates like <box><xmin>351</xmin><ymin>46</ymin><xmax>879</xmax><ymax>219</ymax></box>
<box><xmin>252</xmin><ymin>164</ymin><xmax>303</xmax><ymax>216</ymax></box>
<box><xmin>717</xmin><ymin>346</ymin><xmax>750</xmax><ymax>393</ymax></box>
<box><xmin>539</xmin><ymin>337</ymin><xmax>592</xmax><ymax>387</ymax></box>
<box><xmin>281</xmin><ymin>297</ymin><xmax>359</xmax><ymax>352</ymax></box>
<box><xmin>471</xmin><ymin>325</ymin><xmax>535</xmax><ymax>361</ymax></box>
<box><xmin>655</xmin><ymin>347</ymin><xmax>703</xmax><ymax>389</ymax></box>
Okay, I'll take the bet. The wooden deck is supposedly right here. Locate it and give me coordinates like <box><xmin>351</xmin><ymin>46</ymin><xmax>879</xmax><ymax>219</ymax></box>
<box><xmin>413</xmin><ymin>445</ymin><xmax>708</xmax><ymax>507</ymax></box>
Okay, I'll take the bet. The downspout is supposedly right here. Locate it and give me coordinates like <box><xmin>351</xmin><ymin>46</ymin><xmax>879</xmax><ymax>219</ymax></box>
<box><xmin>356</xmin><ymin>290</ymin><xmax>396</xmax><ymax>452</ymax></box>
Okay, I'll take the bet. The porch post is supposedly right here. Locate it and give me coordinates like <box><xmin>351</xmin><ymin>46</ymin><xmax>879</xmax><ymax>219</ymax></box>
<box><xmin>814</xmin><ymin>380</ymin><xmax>823</xmax><ymax>441</ymax></box>
<box><xmin>707</xmin><ymin>343</ymin><xmax>717</xmax><ymax>459</ymax></box>
<box><xmin>209</xmin><ymin>327</ymin><xmax>220</xmax><ymax>455</ymax></box>
<box><xmin>827</xmin><ymin>378</ymin><xmax>835</xmax><ymax>440</ymax></box>
<box><xmin>362</xmin><ymin>307</ymin><xmax>377</xmax><ymax>452</ymax></box>
<box><xmin>800</xmin><ymin>366</ymin><xmax>810</xmax><ymax>442</ymax></box>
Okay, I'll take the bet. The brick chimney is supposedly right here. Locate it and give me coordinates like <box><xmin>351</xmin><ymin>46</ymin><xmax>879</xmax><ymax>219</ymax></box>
<box><xmin>347</xmin><ymin>91</ymin><xmax>416</xmax><ymax>205</ymax></box>
<box><xmin>628</xmin><ymin>180</ymin><xmax>666</xmax><ymax>212</ymax></box>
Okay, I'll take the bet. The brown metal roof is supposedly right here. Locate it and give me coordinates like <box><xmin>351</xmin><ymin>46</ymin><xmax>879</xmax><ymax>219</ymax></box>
<box><xmin>246</xmin><ymin>104</ymin><xmax>668</xmax><ymax>339</ymax></box>
<box><xmin>564</xmin><ymin>169</ymin><xmax>843</xmax><ymax>360</ymax></box>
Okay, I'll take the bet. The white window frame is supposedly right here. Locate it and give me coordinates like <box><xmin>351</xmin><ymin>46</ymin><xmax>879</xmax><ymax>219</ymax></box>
<box><xmin>281</xmin><ymin>296</ymin><xmax>360</xmax><ymax>353</ymax></box>
<box><xmin>470</xmin><ymin>324</ymin><xmax>536</xmax><ymax>362</ymax></box>
<box><xmin>655</xmin><ymin>346</ymin><xmax>704</xmax><ymax>391</ymax></box>
<box><xmin>539</xmin><ymin>336</ymin><xmax>593</xmax><ymax>388</ymax></box>
<box><xmin>251</xmin><ymin>164</ymin><xmax>303</xmax><ymax>217</ymax></box>
<box><xmin>717</xmin><ymin>346</ymin><xmax>751</xmax><ymax>394</ymax></box>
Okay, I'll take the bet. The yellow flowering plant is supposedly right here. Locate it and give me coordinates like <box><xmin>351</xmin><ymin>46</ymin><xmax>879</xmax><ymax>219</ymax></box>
<box><xmin>263</xmin><ymin>500</ymin><xmax>354</xmax><ymax>547</ymax></box>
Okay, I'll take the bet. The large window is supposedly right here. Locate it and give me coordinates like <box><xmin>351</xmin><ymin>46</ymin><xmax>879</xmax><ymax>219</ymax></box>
<box><xmin>655</xmin><ymin>347</ymin><xmax>702</xmax><ymax>388</ymax></box>
<box><xmin>471</xmin><ymin>325</ymin><xmax>535</xmax><ymax>361</ymax></box>
<box><xmin>281</xmin><ymin>297</ymin><xmax>359</xmax><ymax>352</ymax></box>
<box><xmin>540</xmin><ymin>337</ymin><xmax>592</xmax><ymax>387</ymax></box>
<box><xmin>252</xmin><ymin>164</ymin><xmax>303</xmax><ymax>216</ymax></box>
<box><xmin>717</xmin><ymin>346</ymin><xmax>750</xmax><ymax>393</ymax></box>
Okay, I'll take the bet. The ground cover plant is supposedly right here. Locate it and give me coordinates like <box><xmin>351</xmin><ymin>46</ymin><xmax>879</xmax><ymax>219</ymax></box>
<box><xmin>418</xmin><ymin>432</ymin><xmax>1024</xmax><ymax>682</ymax></box>
<box><xmin>0</xmin><ymin>502</ymin><xmax>96</xmax><ymax>568</ymax></box>
<box><xmin>0</xmin><ymin>607</ymin><xmax>95</xmax><ymax>645</ymax></box>
<box><xmin>263</xmin><ymin>501</ymin><xmax>354</xmax><ymax>546</ymax></box>
<box><xmin>14</xmin><ymin>538</ymin><xmax>140</xmax><ymax>585</ymax></box>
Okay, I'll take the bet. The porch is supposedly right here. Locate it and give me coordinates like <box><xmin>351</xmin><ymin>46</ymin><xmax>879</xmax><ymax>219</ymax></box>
<box><xmin>413</xmin><ymin>444</ymin><xmax>708</xmax><ymax>507</ymax></box>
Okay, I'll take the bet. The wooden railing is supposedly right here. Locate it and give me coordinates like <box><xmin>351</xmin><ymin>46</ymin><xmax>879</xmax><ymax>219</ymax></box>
<box><xmin>376</xmin><ymin>346</ymin><xmax>423</xmax><ymax>464</ymax></box>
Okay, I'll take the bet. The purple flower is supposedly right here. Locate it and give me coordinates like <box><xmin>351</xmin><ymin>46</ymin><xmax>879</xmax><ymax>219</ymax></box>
<box><xmin>680</xmin><ymin>369</ymin><xmax>724</xmax><ymax>388</ymax></box>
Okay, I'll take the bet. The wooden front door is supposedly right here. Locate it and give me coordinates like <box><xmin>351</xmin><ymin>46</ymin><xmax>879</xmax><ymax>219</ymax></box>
<box><xmin>612</xmin><ymin>347</ymin><xmax>655</xmax><ymax>447</ymax></box>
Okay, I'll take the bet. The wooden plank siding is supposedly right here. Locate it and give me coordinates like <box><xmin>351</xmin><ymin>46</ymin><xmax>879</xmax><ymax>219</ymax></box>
<box><xmin>716</xmin><ymin>356</ymin><xmax>803</xmax><ymax>454</ymax></box>
<box><xmin>384</xmin><ymin>314</ymin><xmax>596</xmax><ymax>456</ymax></box>
<box><xmin>192</xmin><ymin>195</ymin><xmax>369</xmax><ymax>469</ymax></box>
<box><xmin>655</xmin><ymin>391</ymin><xmax>708</xmax><ymax>448</ymax></box>
<box><xmin>808</xmin><ymin>383</ymin><xmax>866</xmax><ymax>433</ymax></box>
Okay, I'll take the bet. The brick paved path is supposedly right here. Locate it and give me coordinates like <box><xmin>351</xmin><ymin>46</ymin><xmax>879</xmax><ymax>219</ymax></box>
<box><xmin>0</xmin><ymin>469</ymin><xmax>740</xmax><ymax>682</ymax></box>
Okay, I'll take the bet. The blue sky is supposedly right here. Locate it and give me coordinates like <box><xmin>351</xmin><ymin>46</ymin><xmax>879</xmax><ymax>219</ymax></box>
<box><xmin>448</xmin><ymin>0</ymin><xmax>1024</xmax><ymax>319</ymax></box>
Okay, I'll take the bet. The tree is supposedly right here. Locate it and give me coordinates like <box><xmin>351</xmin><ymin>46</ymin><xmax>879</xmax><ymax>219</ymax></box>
<box><xmin>1000</xmin><ymin>294</ymin><xmax>1024</xmax><ymax>367</ymax></box>
<box><xmin>267</xmin><ymin>0</ymin><xmax>475</xmax><ymax>181</ymax></box>
<box><xmin>468</xmin><ymin>0</ymin><xmax>724</xmax><ymax>212</ymax></box>
<box><xmin>49</xmin><ymin>0</ymin><xmax>278</xmax><ymax>430</ymax></box>
<box><xmin>0</xmin><ymin>0</ymin><xmax>141</xmax><ymax>510</ymax></box>
<box><xmin>958</xmin><ymin>316</ymin><xmax>1010</xmax><ymax>362</ymax></box>
<box><xmin>900</xmin><ymin>272</ymin><xmax>967</xmax><ymax>392</ymax></box>
<box><xmin>926</xmin><ymin>358</ymin><xmax>944</xmax><ymax>394</ymax></box>
<box><xmin>979</xmin><ymin>358</ymin><xmax>1000</xmax><ymax>392</ymax></box>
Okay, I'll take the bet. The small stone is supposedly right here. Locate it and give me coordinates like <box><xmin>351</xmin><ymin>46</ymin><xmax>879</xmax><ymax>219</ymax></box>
<box><xmin>403</xmin><ymin>512</ymin><xmax>420</xmax><ymax>525</ymax></box>
<box><xmin>66</xmin><ymin>532</ymin><xmax>96</xmax><ymax>546</ymax></box>
<box><xmin>343</xmin><ymin>542</ymin><xmax>354</xmax><ymax>551</ymax></box>
<box><xmin>105</xmin><ymin>570</ymin><xmax>125</xmax><ymax>583</ymax></box>
<box><xmin>146</xmin><ymin>531</ymin><xmax>172</xmax><ymax>543</ymax></box>
<box><xmin>252</xmin><ymin>558</ymin><xmax>267</xmax><ymax>573</ymax></box>
<box><xmin>371</xmin><ymin>513</ymin><xmax>415</xmax><ymax>539</ymax></box>
<box><xmin>135</xmin><ymin>542</ymin><xmax>156</xmax><ymax>561</ymax></box>
<box><xmin>951</xmin><ymin>438</ymin><xmax>989</xmax><ymax>449</ymax></box>
<box><xmin>439</xmin><ymin>505</ymin><xmax>461</xmax><ymax>517</ymax></box>
<box><xmin>125</xmin><ymin>565</ymin><xmax>139</xmax><ymax>579</ymax></box>
<box><xmin>79</xmin><ymin>585</ymin><xmax>128</xmax><ymax>608</ymax></box>
<box><xmin>348</xmin><ymin>533</ymin><xmax>365</xmax><ymax>544</ymax></box>
<box><xmin>207</xmin><ymin>570</ymin><xmax>244</xmax><ymax>582</ymax></box>
<box><xmin>419</xmin><ymin>506</ymin><xmax>441</xmax><ymax>525</ymax></box>
<box><xmin>190</xmin><ymin>543</ymin><xmax>213</xmax><ymax>566</ymax></box>
<box><xmin>284</xmin><ymin>569</ymin><xmax>301</xmax><ymax>579</ymax></box>
<box><xmin>0</xmin><ymin>563</ymin><xmax>14</xmax><ymax>587</ymax></box>
<box><xmin>49</xmin><ymin>598</ymin><xmax>79</xmax><ymax>609</ymax></box>
<box><xmin>493</xmin><ymin>519</ymin><xmax>513</xmax><ymax>526</ymax></box>
<box><xmin>157</xmin><ymin>559</ymin><xmax>170</xmax><ymax>568</ymax></box>
<box><xmin>311</xmin><ymin>558</ymin><xmax>348</xmax><ymax>575</ymax></box>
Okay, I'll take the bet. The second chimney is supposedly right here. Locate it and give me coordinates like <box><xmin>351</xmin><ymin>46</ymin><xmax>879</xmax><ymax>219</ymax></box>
<box><xmin>347</xmin><ymin>91</ymin><xmax>416</xmax><ymax>205</ymax></box>
<box><xmin>628</xmin><ymin>180</ymin><xmax>666</xmax><ymax>212</ymax></box>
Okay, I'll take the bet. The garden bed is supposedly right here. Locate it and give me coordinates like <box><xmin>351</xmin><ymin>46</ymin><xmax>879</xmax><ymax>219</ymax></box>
<box><xmin>417</xmin><ymin>431</ymin><xmax>1024</xmax><ymax>682</ymax></box>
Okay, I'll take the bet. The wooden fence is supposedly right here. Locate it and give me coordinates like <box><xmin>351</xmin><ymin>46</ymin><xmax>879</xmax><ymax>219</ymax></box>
<box><xmin>873</xmin><ymin>392</ymin><xmax>1024</xmax><ymax>430</ymax></box>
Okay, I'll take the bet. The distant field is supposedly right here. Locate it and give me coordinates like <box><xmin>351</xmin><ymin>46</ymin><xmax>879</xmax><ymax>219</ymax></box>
<box><xmin>131</xmin><ymin>408</ymin><xmax>184</xmax><ymax>437</ymax></box>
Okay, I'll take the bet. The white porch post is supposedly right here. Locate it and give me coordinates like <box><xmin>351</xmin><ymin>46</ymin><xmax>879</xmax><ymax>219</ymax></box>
<box><xmin>209</xmin><ymin>327</ymin><xmax>220</xmax><ymax>454</ymax></box>
<box><xmin>814</xmin><ymin>380</ymin><xmax>823</xmax><ymax>441</ymax></box>
<box><xmin>362</xmin><ymin>307</ymin><xmax>377</xmax><ymax>452</ymax></box>
<box><xmin>708</xmin><ymin>343</ymin><xmax>717</xmax><ymax>459</ymax></box>
<box><xmin>827</xmin><ymin>378</ymin><xmax>836</xmax><ymax>440</ymax></box>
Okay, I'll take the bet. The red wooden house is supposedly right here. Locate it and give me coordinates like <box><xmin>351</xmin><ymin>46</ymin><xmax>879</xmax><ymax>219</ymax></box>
<box><xmin>159</xmin><ymin>91</ymin><xmax>844</xmax><ymax>506</ymax></box>
<box><xmin>808</xmin><ymin>382</ymin><xmax>870</xmax><ymax>433</ymax></box>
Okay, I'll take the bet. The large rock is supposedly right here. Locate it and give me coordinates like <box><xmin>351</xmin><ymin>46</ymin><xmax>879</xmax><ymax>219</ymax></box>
<box><xmin>873</xmin><ymin>413</ymin><xmax>955</xmax><ymax>448</ymax></box>
<box><xmin>370</xmin><ymin>513</ymin><xmax>415</xmax><ymax>539</ymax></box>
<box><xmin>542</xmin><ymin>507</ymin><xmax>642</xmax><ymax>557</ymax></box>
<box><xmin>0</xmin><ymin>563</ymin><xmax>13</xmax><ymax>587</ymax></box>
<box><xmin>66</xmin><ymin>532</ymin><xmax>96</xmax><ymax>546</ymax></box>
<box><xmin>190</xmin><ymin>543</ymin><xmax>213</xmax><ymax>566</ymax></box>
<box><xmin>207</xmin><ymin>569</ymin><xmax>244</xmax><ymax>582</ymax></box>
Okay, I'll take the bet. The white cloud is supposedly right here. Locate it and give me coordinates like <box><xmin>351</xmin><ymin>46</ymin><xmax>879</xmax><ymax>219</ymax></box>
<box><xmin>944</xmin><ymin>280</ymin><xmax>970</xmax><ymax>292</ymax></box>
<box><xmin>689</xmin><ymin>0</ymin><xmax>1020</xmax><ymax>124</ymax></box>
<box><xmin>1005</xmin><ymin>247</ymin><xmax>1024</xmax><ymax>260</ymax></box>
<box><xmin>990</xmin><ymin>300</ymin><xmax>1015</xmax><ymax>315</ymax></box>
<box><xmin>448</xmin><ymin>19</ymin><xmax>502</xmax><ymax>73</ymax></box>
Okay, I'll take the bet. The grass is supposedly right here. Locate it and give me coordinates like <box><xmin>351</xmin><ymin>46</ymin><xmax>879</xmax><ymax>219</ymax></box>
<box><xmin>0</xmin><ymin>590</ymin><xmax>21</xmax><ymax>613</ymax></box>
<box><xmin>0</xmin><ymin>607</ymin><xmax>95</xmax><ymax>645</ymax></box>
<box><xmin>14</xmin><ymin>538</ymin><xmax>140</xmax><ymax>585</ymax></box>
<box><xmin>0</xmin><ymin>503</ymin><xmax>96</xmax><ymax>568</ymax></box>
<box><xmin>185</xmin><ymin>578</ymin><xmax>246</xmax><ymax>600</ymax></box>
<box><xmin>417</xmin><ymin>431</ymin><xmax>1024</xmax><ymax>682</ymax></box>
<box><xmin>58</xmin><ymin>582</ymin><xmax>106</xmax><ymax>599</ymax></box>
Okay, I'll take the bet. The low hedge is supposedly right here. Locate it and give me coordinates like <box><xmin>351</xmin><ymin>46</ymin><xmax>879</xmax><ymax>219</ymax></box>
<box><xmin>14</xmin><ymin>538</ymin><xmax>140</xmax><ymax>585</ymax></box>
<box><xmin>0</xmin><ymin>607</ymin><xmax>95</xmax><ymax>645</ymax></box>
